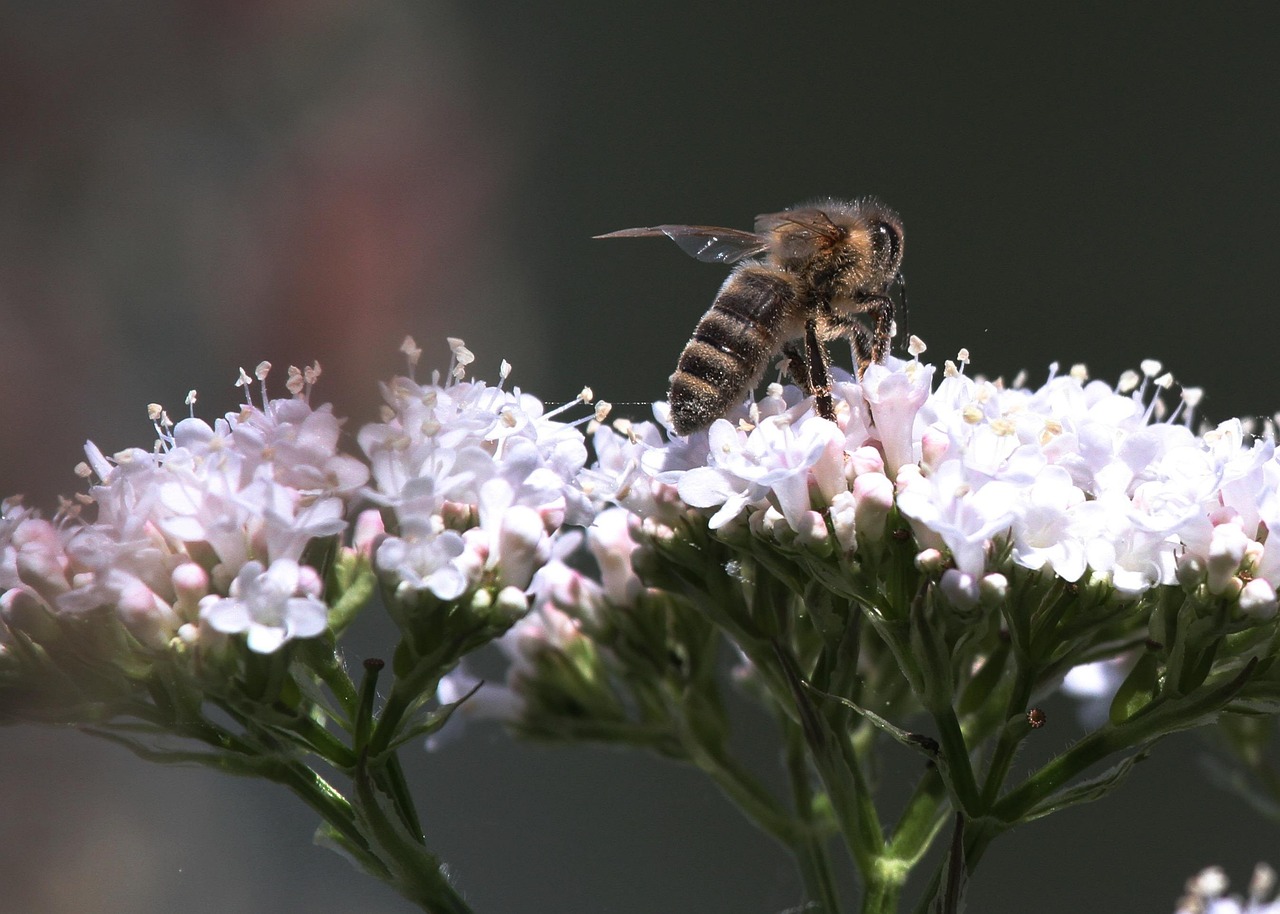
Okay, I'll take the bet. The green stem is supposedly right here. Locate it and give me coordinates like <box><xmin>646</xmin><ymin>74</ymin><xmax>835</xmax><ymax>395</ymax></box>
<box><xmin>978</xmin><ymin>660</ymin><xmax>1035</xmax><ymax>807</ymax></box>
<box><xmin>859</xmin><ymin>872</ymin><xmax>901</xmax><ymax>914</ymax></box>
<box><xmin>928</xmin><ymin>705</ymin><xmax>982</xmax><ymax>816</ymax></box>
<box><xmin>884</xmin><ymin>766</ymin><xmax>948</xmax><ymax>865</ymax></box>
<box><xmin>770</xmin><ymin>641</ymin><xmax>884</xmax><ymax>879</ymax></box>
<box><xmin>683</xmin><ymin>730</ymin><xmax>808</xmax><ymax>848</ymax></box>
<box><xmin>782</xmin><ymin>711</ymin><xmax>843</xmax><ymax>914</ymax></box>
<box><xmin>996</xmin><ymin>660</ymin><xmax>1257</xmax><ymax>822</ymax></box>
<box><xmin>354</xmin><ymin>760</ymin><xmax>474</xmax><ymax>914</ymax></box>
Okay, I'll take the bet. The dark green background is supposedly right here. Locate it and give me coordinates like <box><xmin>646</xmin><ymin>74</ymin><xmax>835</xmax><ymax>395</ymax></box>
<box><xmin>1</xmin><ymin>4</ymin><xmax>1275</xmax><ymax>912</ymax></box>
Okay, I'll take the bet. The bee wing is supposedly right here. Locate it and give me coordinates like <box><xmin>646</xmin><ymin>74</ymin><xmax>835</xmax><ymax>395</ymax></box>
<box><xmin>754</xmin><ymin>208</ymin><xmax>840</xmax><ymax>239</ymax></box>
<box><xmin>594</xmin><ymin>225</ymin><xmax>769</xmax><ymax>264</ymax></box>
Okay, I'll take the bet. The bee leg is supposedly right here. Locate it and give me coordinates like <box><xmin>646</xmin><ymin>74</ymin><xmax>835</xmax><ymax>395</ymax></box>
<box><xmin>859</xmin><ymin>294</ymin><xmax>895</xmax><ymax>364</ymax></box>
<box><xmin>831</xmin><ymin>294</ymin><xmax>894</xmax><ymax>376</ymax></box>
<box><xmin>803</xmin><ymin>318</ymin><xmax>837</xmax><ymax>422</ymax></box>
<box><xmin>780</xmin><ymin>340</ymin><xmax>809</xmax><ymax>390</ymax></box>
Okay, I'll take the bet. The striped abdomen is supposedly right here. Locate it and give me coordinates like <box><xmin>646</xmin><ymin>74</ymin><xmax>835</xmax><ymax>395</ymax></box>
<box><xmin>668</xmin><ymin>265</ymin><xmax>797</xmax><ymax>435</ymax></box>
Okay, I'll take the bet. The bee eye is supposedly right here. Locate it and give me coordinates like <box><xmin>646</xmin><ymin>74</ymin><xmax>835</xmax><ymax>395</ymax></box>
<box><xmin>870</xmin><ymin>221</ymin><xmax>900</xmax><ymax>264</ymax></box>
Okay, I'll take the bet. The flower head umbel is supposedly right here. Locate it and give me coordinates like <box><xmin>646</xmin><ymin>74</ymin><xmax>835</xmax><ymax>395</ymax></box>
<box><xmin>632</xmin><ymin>348</ymin><xmax>1278</xmax><ymax>608</ymax></box>
<box><xmin>360</xmin><ymin>337</ymin><xmax>600</xmax><ymax>607</ymax></box>
<box><xmin>1</xmin><ymin>362</ymin><xmax>362</xmax><ymax>658</ymax></box>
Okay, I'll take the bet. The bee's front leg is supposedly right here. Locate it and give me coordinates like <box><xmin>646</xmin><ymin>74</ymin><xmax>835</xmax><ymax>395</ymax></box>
<box><xmin>830</xmin><ymin>294</ymin><xmax>894</xmax><ymax>375</ymax></box>
<box><xmin>786</xmin><ymin>320</ymin><xmax>835</xmax><ymax>422</ymax></box>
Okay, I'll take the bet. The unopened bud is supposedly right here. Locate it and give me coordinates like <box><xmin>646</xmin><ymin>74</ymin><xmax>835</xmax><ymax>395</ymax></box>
<box><xmin>1207</xmin><ymin>525</ymin><xmax>1249</xmax><ymax>595</ymax></box>
<box><xmin>1175</xmin><ymin>553</ymin><xmax>1206</xmax><ymax>589</ymax></box>
<box><xmin>497</xmin><ymin>506</ymin><xmax>548</xmax><ymax>590</ymax></box>
<box><xmin>494</xmin><ymin>585</ymin><xmax>530</xmax><ymax>621</ymax></box>
<box><xmin>980</xmin><ymin>573</ymin><xmax>1009</xmax><ymax>605</ymax></box>
<box><xmin>852</xmin><ymin>472</ymin><xmax>894</xmax><ymax>541</ymax></box>
<box><xmin>794</xmin><ymin>510</ymin><xmax>831</xmax><ymax>553</ymax></box>
<box><xmin>1239</xmin><ymin>578</ymin><xmax>1278</xmax><ymax>620</ymax></box>
<box><xmin>914</xmin><ymin>548</ymin><xmax>945</xmax><ymax>575</ymax></box>
<box><xmin>939</xmin><ymin>569</ymin><xmax>979</xmax><ymax>610</ymax></box>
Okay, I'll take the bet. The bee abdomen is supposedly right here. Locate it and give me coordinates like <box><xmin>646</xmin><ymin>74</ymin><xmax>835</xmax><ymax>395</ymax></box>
<box><xmin>669</xmin><ymin>266</ymin><xmax>795</xmax><ymax>435</ymax></box>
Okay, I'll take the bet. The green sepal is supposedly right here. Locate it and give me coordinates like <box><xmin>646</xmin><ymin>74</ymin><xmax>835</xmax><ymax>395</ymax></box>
<box><xmin>1108</xmin><ymin>649</ymin><xmax>1160</xmax><ymax>724</ymax></box>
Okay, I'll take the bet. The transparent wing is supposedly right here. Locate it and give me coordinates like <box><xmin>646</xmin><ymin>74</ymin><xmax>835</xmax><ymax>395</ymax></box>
<box><xmin>754</xmin><ymin>207</ymin><xmax>841</xmax><ymax>239</ymax></box>
<box><xmin>594</xmin><ymin>224</ymin><xmax>769</xmax><ymax>264</ymax></box>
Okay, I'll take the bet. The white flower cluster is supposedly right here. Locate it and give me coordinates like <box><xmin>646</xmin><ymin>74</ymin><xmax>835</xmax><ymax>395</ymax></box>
<box><xmin>359</xmin><ymin>338</ymin><xmax>598</xmax><ymax>605</ymax></box>
<box><xmin>622</xmin><ymin>348</ymin><xmax>1280</xmax><ymax>614</ymax></box>
<box><xmin>0</xmin><ymin>363</ymin><xmax>368</xmax><ymax>653</ymax></box>
<box><xmin>432</xmin><ymin>506</ymin><xmax>645</xmax><ymax>734</ymax></box>
<box><xmin>1177</xmin><ymin>864</ymin><xmax>1280</xmax><ymax>914</ymax></box>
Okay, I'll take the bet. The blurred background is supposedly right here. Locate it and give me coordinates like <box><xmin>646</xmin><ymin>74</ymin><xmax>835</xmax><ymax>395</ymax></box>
<box><xmin>2</xmin><ymin>3</ymin><xmax>1278</xmax><ymax>912</ymax></box>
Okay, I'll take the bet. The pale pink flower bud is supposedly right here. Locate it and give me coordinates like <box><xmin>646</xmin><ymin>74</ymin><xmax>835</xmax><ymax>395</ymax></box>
<box><xmin>749</xmin><ymin>505</ymin><xmax>789</xmax><ymax>541</ymax></box>
<box><xmin>1175</xmin><ymin>553</ymin><xmax>1206</xmax><ymax>589</ymax></box>
<box><xmin>1239</xmin><ymin>578</ymin><xmax>1278</xmax><ymax>619</ymax></box>
<box><xmin>13</xmin><ymin>519</ymin><xmax>70</xmax><ymax>605</ymax></box>
<box><xmin>1</xmin><ymin>588</ymin><xmax>58</xmax><ymax>642</ymax></box>
<box><xmin>852</xmin><ymin>472</ymin><xmax>894</xmax><ymax>541</ymax></box>
<box><xmin>793</xmin><ymin>510</ymin><xmax>829</xmax><ymax>550</ymax></box>
<box><xmin>1207</xmin><ymin>524</ymin><xmax>1249</xmax><ymax>595</ymax></box>
<box><xmin>920</xmin><ymin>429</ymin><xmax>950</xmax><ymax>474</ymax></box>
<box><xmin>171</xmin><ymin>562</ymin><xmax>209</xmax><ymax>620</ymax></box>
<box><xmin>496</xmin><ymin>505</ymin><xmax>548</xmax><ymax>590</ymax></box>
<box><xmin>116</xmin><ymin>576</ymin><xmax>180</xmax><ymax>649</ymax></box>
<box><xmin>894</xmin><ymin>463</ymin><xmax>924</xmax><ymax>493</ymax></box>
<box><xmin>828</xmin><ymin>491</ymin><xmax>858</xmax><ymax>552</ymax></box>
<box><xmin>848</xmin><ymin>445</ymin><xmax>885</xmax><ymax>478</ymax></box>
<box><xmin>297</xmin><ymin>564</ymin><xmax>324</xmax><ymax>598</ymax></box>
<box><xmin>980</xmin><ymin>572</ymin><xmax>1009</xmax><ymax>605</ymax></box>
<box><xmin>940</xmin><ymin>568</ymin><xmax>980</xmax><ymax>609</ymax></box>
<box><xmin>352</xmin><ymin>509</ymin><xmax>386</xmax><ymax>559</ymax></box>
<box><xmin>914</xmin><ymin>548</ymin><xmax>945</xmax><ymax>575</ymax></box>
<box><xmin>587</xmin><ymin>508</ymin><xmax>641</xmax><ymax>606</ymax></box>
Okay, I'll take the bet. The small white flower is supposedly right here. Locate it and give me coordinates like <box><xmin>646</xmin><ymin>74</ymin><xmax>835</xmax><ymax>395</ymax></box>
<box><xmin>199</xmin><ymin>559</ymin><xmax>328</xmax><ymax>653</ymax></box>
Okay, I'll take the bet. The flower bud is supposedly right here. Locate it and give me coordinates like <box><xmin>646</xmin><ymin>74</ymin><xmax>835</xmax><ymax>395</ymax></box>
<box><xmin>828</xmin><ymin>491</ymin><xmax>858</xmax><ymax>552</ymax></box>
<box><xmin>794</xmin><ymin>510</ymin><xmax>831</xmax><ymax>554</ymax></box>
<box><xmin>852</xmin><ymin>472</ymin><xmax>894</xmax><ymax>542</ymax></box>
<box><xmin>1207</xmin><ymin>524</ymin><xmax>1248</xmax><ymax>595</ymax></box>
<box><xmin>914</xmin><ymin>548</ymin><xmax>945</xmax><ymax>576</ymax></box>
<box><xmin>171</xmin><ymin>562</ymin><xmax>210</xmax><ymax>621</ymax></box>
<box><xmin>848</xmin><ymin>445</ymin><xmax>885</xmax><ymax>478</ymax></box>
<box><xmin>494</xmin><ymin>585</ymin><xmax>531</xmax><ymax>623</ymax></box>
<box><xmin>940</xmin><ymin>568</ymin><xmax>980</xmax><ymax>609</ymax></box>
<box><xmin>980</xmin><ymin>572</ymin><xmax>1009</xmax><ymax>606</ymax></box>
<box><xmin>1175</xmin><ymin>553</ymin><xmax>1206</xmax><ymax>590</ymax></box>
<box><xmin>116</xmin><ymin>576</ymin><xmax>180</xmax><ymax>649</ymax></box>
<box><xmin>13</xmin><ymin>519</ymin><xmax>70</xmax><ymax>606</ymax></box>
<box><xmin>0</xmin><ymin>587</ymin><xmax>59</xmax><ymax>644</ymax></box>
<box><xmin>1238</xmin><ymin>578</ymin><xmax>1278</xmax><ymax>620</ymax></box>
<box><xmin>352</xmin><ymin>509</ymin><xmax>386</xmax><ymax>559</ymax></box>
<box><xmin>496</xmin><ymin>505</ymin><xmax>547</xmax><ymax>590</ymax></box>
<box><xmin>920</xmin><ymin>429</ymin><xmax>950</xmax><ymax>473</ymax></box>
<box><xmin>587</xmin><ymin>509</ymin><xmax>641</xmax><ymax>606</ymax></box>
<box><xmin>750</xmin><ymin>505</ymin><xmax>790</xmax><ymax>542</ymax></box>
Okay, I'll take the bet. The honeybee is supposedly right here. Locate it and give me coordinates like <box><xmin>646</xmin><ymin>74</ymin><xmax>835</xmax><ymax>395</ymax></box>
<box><xmin>596</xmin><ymin>197</ymin><xmax>905</xmax><ymax>435</ymax></box>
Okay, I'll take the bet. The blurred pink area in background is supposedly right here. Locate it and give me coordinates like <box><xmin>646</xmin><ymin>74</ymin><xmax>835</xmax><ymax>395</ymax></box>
<box><xmin>0</xmin><ymin>6</ymin><xmax>531</xmax><ymax>910</ymax></box>
<box><xmin>0</xmin><ymin>1</ymin><xmax>528</xmax><ymax>507</ymax></box>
